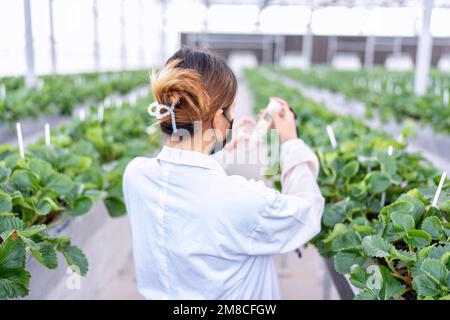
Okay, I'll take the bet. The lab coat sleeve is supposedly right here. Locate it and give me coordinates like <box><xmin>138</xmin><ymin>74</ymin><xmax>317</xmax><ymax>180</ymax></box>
<box><xmin>248</xmin><ymin>139</ymin><xmax>325</xmax><ymax>255</ymax></box>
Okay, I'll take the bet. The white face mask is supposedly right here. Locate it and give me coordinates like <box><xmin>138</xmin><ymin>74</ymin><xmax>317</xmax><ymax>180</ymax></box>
<box><xmin>209</xmin><ymin>117</ymin><xmax>233</xmax><ymax>155</ymax></box>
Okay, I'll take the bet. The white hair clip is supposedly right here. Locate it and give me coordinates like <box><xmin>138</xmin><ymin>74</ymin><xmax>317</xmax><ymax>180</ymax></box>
<box><xmin>147</xmin><ymin>101</ymin><xmax>178</xmax><ymax>133</ymax></box>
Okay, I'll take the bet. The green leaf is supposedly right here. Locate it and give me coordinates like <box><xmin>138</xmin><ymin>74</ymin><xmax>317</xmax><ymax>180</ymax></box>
<box><xmin>351</xmin><ymin>223</ymin><xmax>374</xmax><ymax>234</ymax></box>
<box><xmin>349</xmin><ymin>264</ymin><xmax>370</xmax><ymax>289</ymax></box>
<box><xmin>365</xmin><ymin>171</ymin><xmax>391</xmax><ymax>194</ymax></box>
<box><xmin>405</xmin><ymin>230</ymin><xmax>432</xmax><ymax>248</ymax></box>
<box><xmin>334</xmin><ymin>252</ymin><xmax>366</xmax><ymax>274</ymax></box>
<box><xmin>417</xmin><ymin>245</ymin><xmax>436</xmax><ymax>260</ymax></box>
<box><xmin>66</xmin><ymin>196</ymin><xmax>94</xmax><ymax>216</ymax></box>
<box><xmin>0</xmin><ymin>233</ymin><xmax>26</xmax><ymax>269</ymax></box>
<box><xmin>390</xmin><ymin>247</ymin><xmax>416</xmax><ymax>262</ymax></box>
<box><xmin>11</xmin><ymin>169</ymin><xmax>39</xmax><ymax>191</ymax></box>
<box><xmin>322</xmin><ymin>198</ymin><xmax>348</xmax><ymax>228</ymax></box>
<box><xmin>421</xmin><ymin>216</ymin><xmax>443</xmax><ymax>240</ymax></box>
<box><xmin>420</xmin><ymin>258</ymin><xmax>448</xmax><ymax>285</ymax></box>
<box><xmin>391</xmin><ymin>212</ymin><xmax>415</xmax><ymax>231</ymax></box>
<box><xmin>104</xmin><ymin>196</ymin><xmax>126</xmax><ymax>217</ymax></box>
<box><xmin>57</xmin><ymin>243</ymin><xmax>88</xmax><ymax>276</ymax></box>
<box><xmin>377</xmin><ymin>152</ymin><xmax>397</xmax><ymax>175</ymax></box>
<box><xmin>0</xmin><ymin>191</ymin><xmax>12</xmax><ymax>213</ymax></box>
<box><xmin>19</xmin><ymin>235</ymin><xmax>39</xmax><ymax>250</ymax></box>
<box><xmin>0</xmin><ymin>167</ymin><xmax>11</xmax><ymax>183</ymax></box>
<box><xmin>428</xmin><ymin>244</ymin><xmax>450</xmax><ymax>260</ymax></box>
<box><xmin>361</xmin><ymin>235</ymin><xmax>393</xmax><ymax>257</ymax></box>
<box><xmin>20</xmin><ymin>224</ymin><xmax>46</xmax><ymax>237</ymax></box>
<box><xmin>323</xmin><ymin>223</ymin><xmax>348</xmax><ymax>243</ymax></box>
<box><xmin>46</xmin><ymin>173</ymin><xmax>74</xmax><ymax>195</ymax></box>
<box><xmin>381</xmin><ymin>200</ymin><xmax>414</xmax><ymax>216</ymax></box>
<box><xmin>0</xmin><ymin>216</ymin><xmax>23</xmax><ymax>239</ymax></box>
<box><xmin>379</xmin><ymin>265</ymin><xmax>404</xmax><ymax>299</ymax></box>
<box><xmin>24</xmin><ymin>239</ymin><xmax>58</xmax><ymax>269</ymax></box>
<box><xmin>35</xmin><ymin>197</ymin><xmax>53</xmax><ymax>216</ymax></box>
<box><xmin>0</xmin><ymin>268</ymin><xmax>30</xmax><ymax>299</ymax></box>
<box><xmin>331</xmin><ymin>231</ymin><xmax>361</xmax><ymax>251</ymax></box>
<box><xmin>397</xmin><ymin>194</ymin><xmax>425</xmax><ymax>224</ymax></box>
<box><xmin>441</xmin><ymin>251</ymin><xmax>450</xmax><ymax>266</ymax></box>
<box><xmin>412</xmin><ymin>274</ymin><xmax>440</xmax><ymax>297</ymax></box>
<box><xmin>341</xmin><ymin>161</ymin><xmax>359</xmax><ymax>178</ymax></box>
<box><xmin>28</xmin><ymin>158</ymin><xmax>54</xmax><ymax>185</ymax></box>
<box><xmin>354</xmin><ymin>291</ymin><xmax>378</xmax><ymax>300</ymax></box>
<box><xmin>0</xmin><ymin>234</ymin><xmax>30</xmax><ymax>298</ymax></box>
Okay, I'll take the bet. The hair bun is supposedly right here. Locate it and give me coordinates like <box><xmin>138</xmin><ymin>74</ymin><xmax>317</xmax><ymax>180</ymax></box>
<box><xmin>150</xmin><ymin>47</ymin><xmax>237</xmax><ymax>135</ymax></box>
<box><xmin>151</xmin><ymin>59</ymin><xmax>209</xmax><ymax>125</ymax></box>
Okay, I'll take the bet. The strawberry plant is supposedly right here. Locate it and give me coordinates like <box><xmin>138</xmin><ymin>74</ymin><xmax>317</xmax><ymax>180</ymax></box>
<box><xmin>246</xmin><ymin>69</ymin><xmax>450</xmax><ymax>300</ymax></box>
<box><xmin>0</xmin><ymin>94</ymin><xmax>160</xmax><ymax>299</ymax></box>
<box><xmin>0</xmin><ymin>70</ymin><xmax>148</xmax><ymax>126</ymax></box>
<box><xmin>272</xmin><ymin>67</ymin><xmax>450</xmax><ymax>135</ymax></box>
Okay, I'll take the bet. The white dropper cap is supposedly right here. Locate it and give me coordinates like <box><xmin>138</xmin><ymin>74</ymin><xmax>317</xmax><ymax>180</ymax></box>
<box><xmin>267</xmin><ymin>99</ymin><xmax>282</xmax><ymax>113</ymax></box>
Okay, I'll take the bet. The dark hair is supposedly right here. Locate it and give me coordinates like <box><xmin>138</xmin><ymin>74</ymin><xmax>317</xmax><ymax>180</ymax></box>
<box><xmin>151</xmin><ymin>47</ymin><xmax>237</xmax><ymax>134</ymax></box>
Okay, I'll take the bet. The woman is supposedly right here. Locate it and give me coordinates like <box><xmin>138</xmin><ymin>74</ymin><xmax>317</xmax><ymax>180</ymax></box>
<box><xmin>122</xmin><ymin>47</ymin><xmax>325</xmax><ymax>299</ymax></box>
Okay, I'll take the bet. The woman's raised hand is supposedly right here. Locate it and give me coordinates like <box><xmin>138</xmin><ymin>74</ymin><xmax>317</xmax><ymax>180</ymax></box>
<box><xmin>267</xmin><ymin>97</ymin><xmax>298</xmax><ymax>143</ymax></box>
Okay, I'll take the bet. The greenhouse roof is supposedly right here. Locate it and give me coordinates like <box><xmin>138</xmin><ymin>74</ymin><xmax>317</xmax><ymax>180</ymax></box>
<box><xmin>201</xmin><ymin>0</ymin><xmax>450</xmax><ymax>8</ymax></box>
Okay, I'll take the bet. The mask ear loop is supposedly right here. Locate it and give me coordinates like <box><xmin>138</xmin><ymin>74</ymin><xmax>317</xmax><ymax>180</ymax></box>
<box><xmin>209</xmin><ymin>108</ymin><xmax>233</xmax><ymax>154</ymax></box>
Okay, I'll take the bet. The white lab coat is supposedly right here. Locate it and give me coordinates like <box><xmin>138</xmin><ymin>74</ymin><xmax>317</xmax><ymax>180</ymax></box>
<box><xmin>122</xmin><ymin>139</ymin><xmax>325</xmax><ymax>299</ymax></box>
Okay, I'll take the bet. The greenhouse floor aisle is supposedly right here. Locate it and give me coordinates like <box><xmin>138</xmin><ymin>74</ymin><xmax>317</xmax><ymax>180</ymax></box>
<box><xmin>52</xmin><ymin>217</ymin><xmax>339</xmax><ymax>300</ymax></box>
<box><xmin>90</xmin><ymin>219</ymin><xmax>340</xmax><ymax>300</ymax></box>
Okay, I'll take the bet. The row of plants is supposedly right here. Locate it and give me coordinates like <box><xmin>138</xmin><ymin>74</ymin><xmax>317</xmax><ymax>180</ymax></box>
<box><xmin>271</xmin><ymin>66</ymin><xmax>450</xmax><ymax>135</ymax></box>
<box><xmin>0</xmin><ymin>70</ymin><xmax>149</xmax><ymax>126</ymax></box>
<box><xmin>0</xmin><ymin>96</ymin><xmax>160</xmax><ymax>299</ymax></box>
<box><xmin>246</xmin><ymin>68</ymin><xmax>450</xmax><ymax>300</ymax></box>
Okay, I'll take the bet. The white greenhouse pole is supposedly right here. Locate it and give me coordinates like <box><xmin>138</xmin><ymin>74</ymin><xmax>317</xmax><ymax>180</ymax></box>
<box><xmin>262</xmin><ymin>35</ymin><xmax>273</xmax><ymax>64</ymax></box>
<box><xmin>138</xmin><ymin>0</ymin><xmax>145</xmax><ymax>67</ymax></box>
<box><xmin>327</xmin><ymin>36</ymin><xmax>338</xmax><ymax>64</ymax></box>
<box><xmin>201</xmin><ymin>1</ymin><xmax>210</xmax><ymax>48</ymax></box>
<box><xmin>364</xmin><ymin>36</ymin><xmax>375</xmax><ymax>69</ymax></box>
<box><xmin>302</xmin><ymin>18</ymin><xmax>313</xmax><ymax>70</ymax></box>
<box><xmin>414</xmin><ymin>0</ymin><xmax>434</xmax><ymax>96</ymax></box>
<box><xmin>160</xmin><ymin>0</ymin><xmax>168</xmax><ymax>64</ymax></box>
<box><xmin>93</xmin><ymin>0</ymin><xmax>100</xmax><ymax>70</ymax></box>
<box><xmin>120</xmin><ymin>0</ymin><xmax>127</xmax><ymax>69</ymax></box>
<box><xmin>393</xmin><ymin>37</ymin><xmax>402</xmax><ymax>56</ymax></box>
<box><xmin>23</xmin><ymin>0</ymin><xmax>36</xmax><ymax>88</ymax></box>
<box><xmin>48</xmin><ymin>0</ymin><xmax>57</xmax><ymax>73</ymax></box>
<box><xmin>274</xmin><ymin>35</ymin><xmax>285</xmax><ymax>64</ymax></box>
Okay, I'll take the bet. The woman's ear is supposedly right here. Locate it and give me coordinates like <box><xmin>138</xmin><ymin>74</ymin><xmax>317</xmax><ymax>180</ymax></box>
<box><xmin>211</xmin><ymin>108</ymin><xmax>227</xmax><ymax>139</ymax></box>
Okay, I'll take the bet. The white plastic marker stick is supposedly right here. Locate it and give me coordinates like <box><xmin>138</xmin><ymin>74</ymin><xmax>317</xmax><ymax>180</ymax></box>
<box><xmin>16</xmin><ymin>122</ymin><xmax>25</xmax><ymax>159</ymax></box>
<box><xmin>380</xmin><ymin>192</ymin><xmax>386</xmax><ymax>208</ymax></box>
<box><xmin>326</xmin><ymin>125</ymin><xmax>337</xmax><ymax>149</ymax></box>
<box><xmin>387</xmin><ymin>145</ymin><xmax>393</xmax><ymax>156</ymax></box>
<box><xmin>79</xmin><ymin>109</ymin><xmax>86</xmax><ymax>121</ymax></box>
<box><xmin>381</xmin><ymin>145</ymin><xmax>394</xmax><ymax>207</ymax></box>
<box><xmin>129</xmin><ymin>94</ymin><xmax>137</xmax><ymax>106</ymax></box>
<box><xmin>97</xmin><ymin>104</ymin><xmax>104</xmax><ymax>122</ymax></box>
<box><xmin>0</xmin><ymin>84</ymin><xmax>5</xmax><ymax>99</ymax></box>
<box><xmin>44</xmin><ymin>123</ymin><xmax>50</xmax><ymax>147</ymax></box>
<box><xmin>432</xmin><ymin>171</ymin><xmax>447</xmax><ymax>207</ymax></box>
<box><xmin>104</xmin><ymin>97</ymin><xmax>111</xmax><ymax>107</ymax></box>
<box><xmin>443</xmin><ymin>89</ymin><xmax>449</xmax><ymax>106</ymax></box>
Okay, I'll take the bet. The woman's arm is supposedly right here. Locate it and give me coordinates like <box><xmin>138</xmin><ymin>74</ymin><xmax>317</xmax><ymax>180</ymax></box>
<box><xmin>245</xmin><ymin>98</ymin><xmax>325</xmax><ymax>255</ymax></box>
<box><xmin>280</xmin><ymin>138</ymin><xmax>324</xmax><ymax>232</ymax></box>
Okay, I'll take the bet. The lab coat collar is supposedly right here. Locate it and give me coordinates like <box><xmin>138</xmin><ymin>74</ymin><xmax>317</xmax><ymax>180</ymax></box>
<box><xmin>156</xmin><ymin>145</ymin><xmax>225</xmax><ymax>172</ymax></box>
